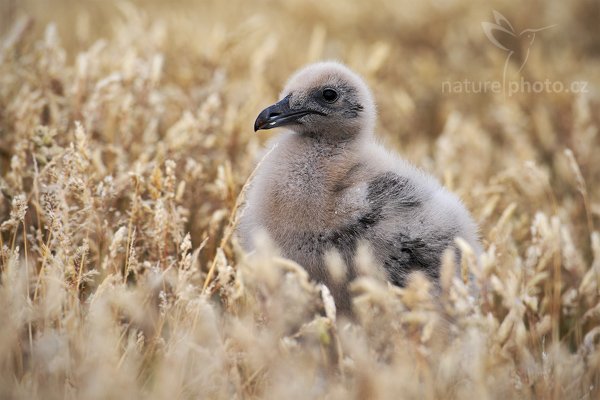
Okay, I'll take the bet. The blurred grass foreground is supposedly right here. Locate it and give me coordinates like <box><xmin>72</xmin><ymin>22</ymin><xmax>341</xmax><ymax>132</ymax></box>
<box><xmin>1</xmin><ymin>0</ymin><xmax>600</xmax><ymax>398</ymax></box>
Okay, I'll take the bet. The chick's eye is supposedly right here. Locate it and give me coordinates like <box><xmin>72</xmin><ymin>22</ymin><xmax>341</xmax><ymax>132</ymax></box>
<box><xmin>322</xmin><ymin>88</ymin><xmax>338</xmax><ymax>102</ymax></box>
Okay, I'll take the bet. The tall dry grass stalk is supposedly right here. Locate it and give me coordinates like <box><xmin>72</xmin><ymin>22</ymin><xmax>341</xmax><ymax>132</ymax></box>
<box><xmin>1</xmin><ymin>0</ymin><xmax>599</xmax><ymax>398</ymax></box>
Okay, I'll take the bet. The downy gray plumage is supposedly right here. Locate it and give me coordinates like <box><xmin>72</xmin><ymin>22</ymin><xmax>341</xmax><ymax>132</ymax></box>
<box><xmin>239</xmin><ymin>61</ymin><xmax>481</xmax><ymax>311</ymax></box>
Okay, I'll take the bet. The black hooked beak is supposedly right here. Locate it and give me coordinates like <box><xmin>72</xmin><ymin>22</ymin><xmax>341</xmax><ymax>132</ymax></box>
<box><xmin>254</xmin><ymin>95</ymin><xmax>324</xmax><ymax>132</ymax></box>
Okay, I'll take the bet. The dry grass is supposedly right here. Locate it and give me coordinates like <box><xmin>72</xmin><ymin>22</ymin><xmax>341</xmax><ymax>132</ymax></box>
<box><xmin>1</xmin><ymin>0</ymin><xmax>600</xmax><ymax>398</ymax></box>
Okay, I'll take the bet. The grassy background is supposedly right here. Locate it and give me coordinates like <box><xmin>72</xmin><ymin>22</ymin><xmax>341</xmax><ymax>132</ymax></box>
<box><xmin>1</xmin><ymin>0</ymin><xmax>600</xmax><ymax>398</ymax></box>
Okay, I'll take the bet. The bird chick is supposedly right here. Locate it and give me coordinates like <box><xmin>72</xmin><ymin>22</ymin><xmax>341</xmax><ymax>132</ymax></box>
<box><xmin>239</xmin><ymin>61</ymin><xmax>481</xmax><ymax>311</ymax></box>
